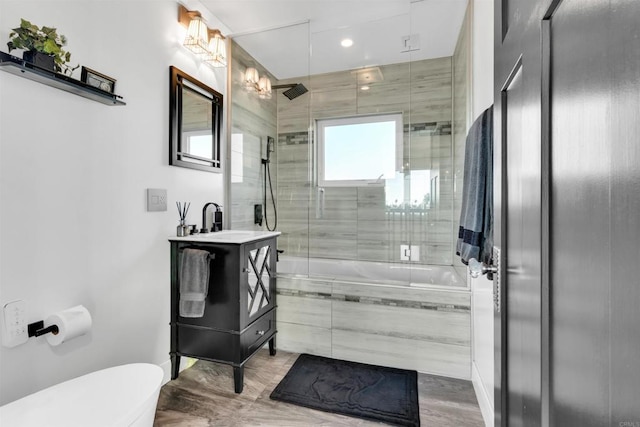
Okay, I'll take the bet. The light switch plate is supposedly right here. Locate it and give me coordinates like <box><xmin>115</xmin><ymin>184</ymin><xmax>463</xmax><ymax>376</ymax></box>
<box><xmin>147</xmin><ymin>188</ymin><xmax>167</xmax><ymax>212</ymax></box>
<box><xmin>3</xmin><ymin>300</ymin><xmax>28</xmax><ymax>348</ymax></box>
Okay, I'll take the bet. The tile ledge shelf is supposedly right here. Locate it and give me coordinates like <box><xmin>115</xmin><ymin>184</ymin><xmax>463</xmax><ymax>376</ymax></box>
<box><xmin>0</xmin><ymin>51</ymin><xmax>126</xmax><ymax>106</ymax></box>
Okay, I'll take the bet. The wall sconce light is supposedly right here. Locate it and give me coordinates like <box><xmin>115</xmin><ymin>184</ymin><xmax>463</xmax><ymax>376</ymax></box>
<box><xmin>258</xmin><ymin>76</ymin><xmax>272</xmax><ymax>99</ymax></box>
<box><xmin>244</xmin><ymin>67</ymin><xmax>260</xmax><ymax>91</ymax></box>
<box><xmin>179</xmin><ymin>5</ymin><xmax>227</xmax><ymax>68</ymax></box>
<box><xmin>243</xmin><ymin>67</ymin><xmax>272</xmax><ymax>99</ymax></box>
<box><xmin>206</xmin><ymin>29</ymin><xmax>227</xmax><ymax>67</ymax></box>
<box><xmin>182</xmin><ymin>11</ymin><xmax>209</xmax><ymax>55</ymax></box>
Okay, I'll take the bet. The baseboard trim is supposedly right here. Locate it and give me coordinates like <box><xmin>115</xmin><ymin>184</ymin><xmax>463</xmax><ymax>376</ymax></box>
<box><xmin>471</xmin><ymin>361</ymin><xmax>494</xmax><ymax>427</ymax></box>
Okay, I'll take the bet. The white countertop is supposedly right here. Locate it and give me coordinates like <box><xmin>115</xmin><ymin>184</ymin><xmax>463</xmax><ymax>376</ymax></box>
<box><xmin>168</xmin><ymin>230</ymin><xmax>281</xmax><ymax>244</ymax></box>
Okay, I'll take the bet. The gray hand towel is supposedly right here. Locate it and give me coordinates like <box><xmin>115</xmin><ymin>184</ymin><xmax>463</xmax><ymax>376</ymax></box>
<box><xmin>457</xmin><ymin>106</ymin><xmax>493</xmax><ymax>265</ymax></box>
<box><xmin>179</xmin><ymin>248</ymin><xmax>211</xmax><ymax>318</ymax></box>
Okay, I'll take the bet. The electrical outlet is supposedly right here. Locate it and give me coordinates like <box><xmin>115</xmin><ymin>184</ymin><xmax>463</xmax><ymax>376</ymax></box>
<box><xmin>147</xmin><ymin>188</ymin><xmax>167</xmax><ymax>212</ymax></box>
<box><xmin>3</xmin><ymin>300</ymin><xmax>28</xmax><ymax>348</ymax></box>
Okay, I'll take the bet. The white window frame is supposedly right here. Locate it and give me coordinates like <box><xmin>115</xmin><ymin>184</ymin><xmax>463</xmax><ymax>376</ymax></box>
<box><xmin>316</xmin><ymin>112</ymin><xmax>404</xmax><ymax>187</ymax></box>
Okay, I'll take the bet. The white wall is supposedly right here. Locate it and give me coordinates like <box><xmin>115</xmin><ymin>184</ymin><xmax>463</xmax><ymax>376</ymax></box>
<box><xmin>469</xmin><ymin>0</ymin><xmax>495</xmax><ymax>425</ymax></box>
<box><xmin>0</xmin><ymin>0</ymin><xmax>228</xmax><ymax>405</ymax></box>
<box><xmin>472</xmin><ymin>0</ymin><xmax>495</xmax><ymax>119</ymax></box>
<box><xmin>471</xmin><ymin>272</ymin><xmax>495</xmax><ymax>425</ymax></box>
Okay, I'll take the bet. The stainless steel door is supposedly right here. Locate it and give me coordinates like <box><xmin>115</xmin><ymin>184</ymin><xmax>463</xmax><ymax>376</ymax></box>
<box><xmin>495</xmin><ymin>0</ymin><xmax>640</xmax><ymax>425</ymax></box>
<box><xmin>494</xmin><ymin>2</ymin><xmax>544</xmax><ymax>422</ymax></box>
<box><xmin>548</xmin><ymin>0</ymin><xmax>640</xmax><ymax>424</ymax></box>
<box><xmin>494</xmin><ymin>0</ymin><xmax>547</xmax><ymax>423</ymax></box>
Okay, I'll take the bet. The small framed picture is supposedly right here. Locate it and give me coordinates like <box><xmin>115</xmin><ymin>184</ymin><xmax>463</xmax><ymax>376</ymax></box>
<box><xmin>81</xmin><ymin>66</ymin><xmax>116</xmax><ymax>93</ymax></box>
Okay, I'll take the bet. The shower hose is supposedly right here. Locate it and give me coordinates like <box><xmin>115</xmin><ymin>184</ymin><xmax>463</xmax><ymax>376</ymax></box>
<box><xmin>263</xmin><ymin>159</ymin><xmax>277</xmax><ymax>231</ymax></box>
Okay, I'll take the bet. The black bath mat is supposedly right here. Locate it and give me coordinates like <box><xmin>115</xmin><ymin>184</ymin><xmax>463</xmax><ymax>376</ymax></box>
<box><xmin>270</xmin><ymin>354</ymin><xmax>420</xmax><ymax>426</ymax></box>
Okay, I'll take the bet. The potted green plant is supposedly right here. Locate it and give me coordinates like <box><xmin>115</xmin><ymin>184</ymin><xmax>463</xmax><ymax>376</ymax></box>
<box><xmin>7</xmin><ymin>18</ymin><xmax>78</xmax><ymax>75</ymax></box>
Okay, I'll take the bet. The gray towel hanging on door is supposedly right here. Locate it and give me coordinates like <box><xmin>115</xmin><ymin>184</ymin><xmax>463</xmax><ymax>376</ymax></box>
<box><xmin>457</xmin><ymin>106</ymin><xmax>493</xmax><ymax>265</ymax></box>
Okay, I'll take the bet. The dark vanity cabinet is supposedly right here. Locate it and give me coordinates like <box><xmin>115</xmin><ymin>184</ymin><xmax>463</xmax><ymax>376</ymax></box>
<box><xmin>169</xmin><ymin>233</ymin><xmax>278</xmax><ymax>393</ymax></box>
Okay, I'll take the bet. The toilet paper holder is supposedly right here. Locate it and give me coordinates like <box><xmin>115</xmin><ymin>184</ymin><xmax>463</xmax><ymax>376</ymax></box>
<box><xmin>27</xmin><ymin>320</ymin><xmax>59</xmax><ymax>338</ymax></box>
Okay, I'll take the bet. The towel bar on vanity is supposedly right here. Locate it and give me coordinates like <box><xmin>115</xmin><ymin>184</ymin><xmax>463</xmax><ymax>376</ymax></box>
<box><xmin>178</xmin><ymin>248</ymin><xmax>216</xmax><ymax>261</ymax></box>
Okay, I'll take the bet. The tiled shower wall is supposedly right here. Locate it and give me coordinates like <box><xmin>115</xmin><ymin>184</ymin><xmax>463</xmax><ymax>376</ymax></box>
<box><xmin>276</xmin><ymin>57</ymin><xmax>455</xmax><ymax>265</ymax></box>
<box><xmin>229</xmin><ymin>41</ymin><xmax>277</xmax><ymax>230</ymax></box>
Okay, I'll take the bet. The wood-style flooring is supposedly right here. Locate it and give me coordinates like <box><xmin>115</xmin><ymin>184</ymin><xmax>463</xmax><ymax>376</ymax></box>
<box><xmin>154</xmin><ymin>349</ymin><xmax>484</xmax><ymax>426</ymax></box>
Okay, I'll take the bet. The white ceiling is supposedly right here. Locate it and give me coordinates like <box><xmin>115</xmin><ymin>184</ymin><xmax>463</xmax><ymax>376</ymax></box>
<box><xmin>199</xmin><ymin>0</ymin><xmax>469</xmax><ymax>80</ymax></box>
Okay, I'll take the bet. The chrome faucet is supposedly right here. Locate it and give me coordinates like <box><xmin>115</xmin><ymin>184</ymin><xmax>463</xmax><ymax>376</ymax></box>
<box><xmin>201</xmin><ymin>202</ymin><xmax>223</xmax><ymax>233</ymax></box>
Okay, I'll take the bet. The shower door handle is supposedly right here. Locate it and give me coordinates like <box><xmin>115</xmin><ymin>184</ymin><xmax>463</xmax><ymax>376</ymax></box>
<box><xmin>316</xmin><ymin>187</ymin><xmax>325</xmax><ymax>219</ymax></box>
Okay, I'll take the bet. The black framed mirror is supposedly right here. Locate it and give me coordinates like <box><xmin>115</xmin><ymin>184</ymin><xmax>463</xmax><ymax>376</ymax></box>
<box><xmin>170</xmin><ymin>66</ymin><xmax>223</xmax><ymax>172</ymax></box>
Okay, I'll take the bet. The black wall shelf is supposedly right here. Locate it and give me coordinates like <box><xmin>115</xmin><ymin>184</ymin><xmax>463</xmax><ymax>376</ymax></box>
<box><xmin>0</xmin><ymin>51</ymin><xmax>126</xmax><ymax>106</ymax></box>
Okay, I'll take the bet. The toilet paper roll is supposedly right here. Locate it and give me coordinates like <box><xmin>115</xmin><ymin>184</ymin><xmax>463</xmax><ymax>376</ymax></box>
<box><xmin>44</xmin><ymin>305</ymin><xmax>92</xmax><ymax>346</ymax></box>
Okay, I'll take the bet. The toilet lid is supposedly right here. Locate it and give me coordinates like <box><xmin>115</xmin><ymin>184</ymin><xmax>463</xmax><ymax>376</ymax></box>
<box><xmin>0</xmin><ymin>363</ymin><xmax>163</xmax><ymax>427</ymax></box>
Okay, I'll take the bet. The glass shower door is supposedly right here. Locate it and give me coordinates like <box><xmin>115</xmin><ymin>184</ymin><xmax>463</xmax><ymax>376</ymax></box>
<box><xmin>306</xmin><ymin>9</ymin><xmax>414</xmax><ymax>283</ymax></box>
<box><xmin>229</xmin><ymin>22</ymin><xmax>311</xmax><ymax>276</ymax></box>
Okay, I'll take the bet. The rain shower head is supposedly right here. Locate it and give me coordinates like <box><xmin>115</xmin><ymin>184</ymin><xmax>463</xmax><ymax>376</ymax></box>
<box><xmin>272</xmin><ymin>83</ymin><xmax>308</xmax><ymax>100</ymax></box>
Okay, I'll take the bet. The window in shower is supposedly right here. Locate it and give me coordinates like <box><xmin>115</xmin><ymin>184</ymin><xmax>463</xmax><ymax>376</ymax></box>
<box><xmin>316</xmin><ymin>113</ymin><xmax>403</xmax><ymax>187</ymax></box>
<box><xmin>385</xmin><ymin>170</ymin><xmax>432</xmax><ymax>208</ymax></box>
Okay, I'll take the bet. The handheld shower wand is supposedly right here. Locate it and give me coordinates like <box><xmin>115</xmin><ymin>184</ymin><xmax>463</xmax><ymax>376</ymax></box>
<box><xmin>264</xmin><ymin>137</ymin><xmax>275</xmax><ymax>163</ymax></box>
<box><xmin>262</xmin><ymin>136</ymin><xmax>277</xmax><ymax>231</ymax></box>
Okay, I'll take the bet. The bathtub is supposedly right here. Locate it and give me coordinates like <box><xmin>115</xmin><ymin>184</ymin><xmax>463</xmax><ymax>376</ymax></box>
<box><xmin>277</xmin><ymin>256</ymin><xmax>466</xmax><ymax>289</ymax></box>
<box><xmin>275</xmin><ymin>256</ymin><xmax>471</xmax><ymax>378</ymax></box>
<box><xmin>0</xmin><ymin>363</ymin><xmax>163</xmax><ymax>427</ymax></box>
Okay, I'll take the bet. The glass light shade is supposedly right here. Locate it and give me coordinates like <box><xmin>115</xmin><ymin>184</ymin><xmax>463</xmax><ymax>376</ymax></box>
<box><xmin>183</xmin><ymin>17</ymin><xmax>209</xmax><ymax>55</ymax></box>
<box><xmin>258</xmin><ymin>76</ymin><xmax>272</xmax><ymax>99</ymax></box>
<box><xmin>205</xmin><ymin>33</ymin><xmax>227</xmax><ymax>67</ymax></box>
<box><xmin>244</xmin><ymin>67</ymin><xmax>260</xmax><ymax>91</ymax></box>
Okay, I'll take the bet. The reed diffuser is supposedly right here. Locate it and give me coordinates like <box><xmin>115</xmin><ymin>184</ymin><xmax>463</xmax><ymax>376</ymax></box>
<box><xmin>176</xmin><ymin>202</ymin><xmax>190</xmax><ymax>236</ymax></box>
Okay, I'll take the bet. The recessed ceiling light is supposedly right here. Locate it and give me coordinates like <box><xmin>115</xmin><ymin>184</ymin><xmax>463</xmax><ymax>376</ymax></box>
<box><xmin>341</xmin><ymin>39</ymin><xmax>353</xmax><ymax>48</ymax></box>
<box><xmin>360</xmin><ymin>85</ymin><xmax>370</xmax><ymax>91</ymax></box>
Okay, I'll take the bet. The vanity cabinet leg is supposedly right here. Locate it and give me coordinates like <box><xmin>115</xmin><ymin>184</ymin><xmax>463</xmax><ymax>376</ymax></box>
<box><xmin>171</xmin><ymin>354</ymin><xmax>180</xmax><ymax>380</ymax></box>
<box><xmin>269</xmin><ymin>337</ymin><xmax>277</xmax><ymax>356</ymax></box>
<box><xmin>233</xmin><ymin>366</ymin><xmax>244</xmax><ymax>394</ymax></box>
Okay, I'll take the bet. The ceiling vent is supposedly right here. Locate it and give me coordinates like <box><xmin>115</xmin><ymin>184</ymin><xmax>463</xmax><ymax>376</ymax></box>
<box><xmin>401</xmin><ymin>34</ymin><xmax>421</xmax><ymax>52</ymax></box>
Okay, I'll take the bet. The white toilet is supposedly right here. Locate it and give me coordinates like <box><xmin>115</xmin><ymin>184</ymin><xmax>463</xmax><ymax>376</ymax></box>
<box><xmin>0</xmin><ymin>363</ymin><xmax>164</xmax><ymax>427</ymax></box>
